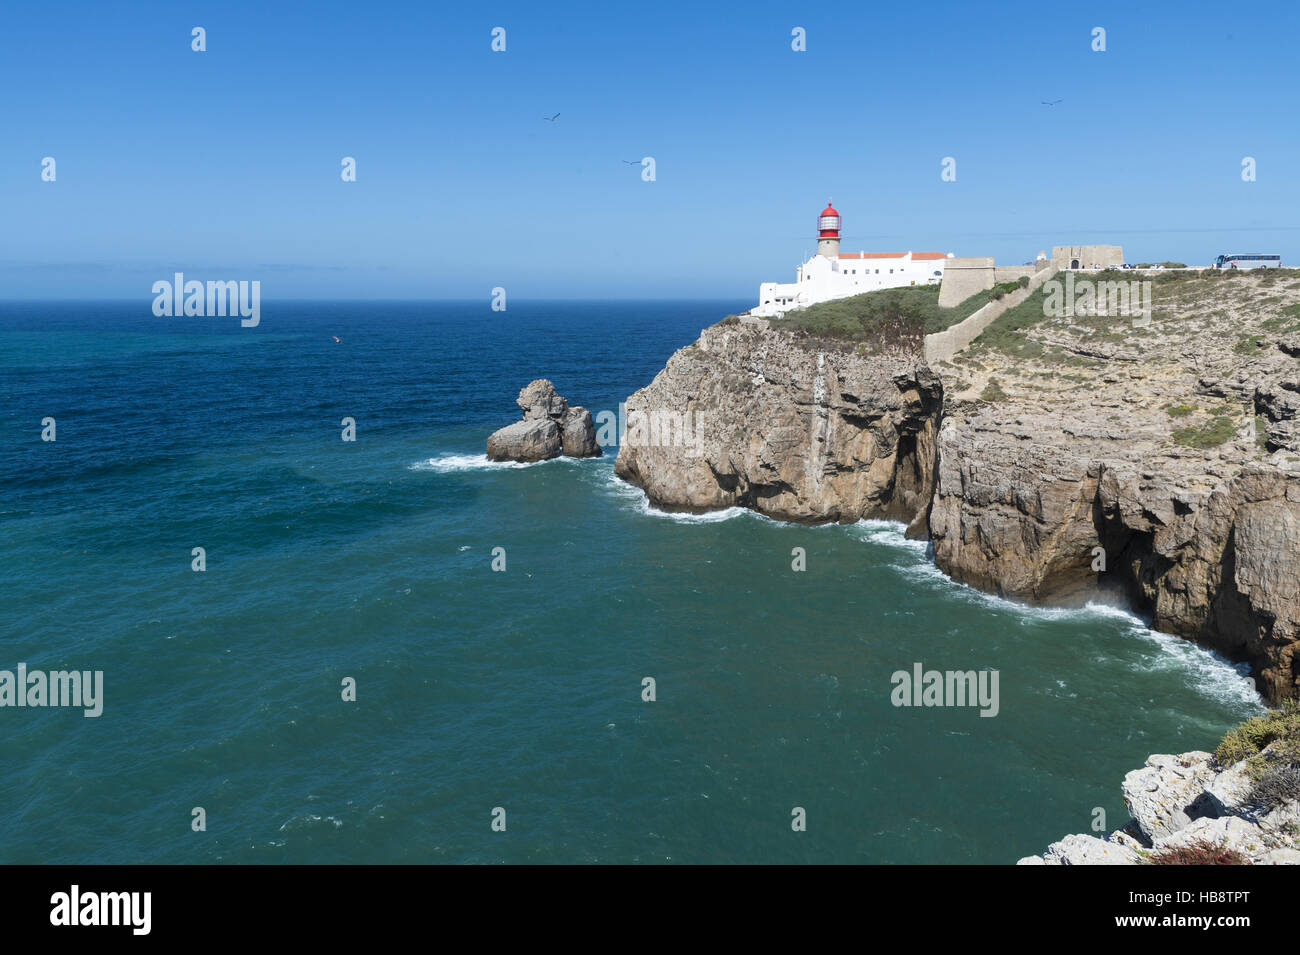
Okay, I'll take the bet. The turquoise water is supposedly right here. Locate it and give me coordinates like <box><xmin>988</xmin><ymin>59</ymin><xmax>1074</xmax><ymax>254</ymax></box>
<box><xmin>0</xmin><ymin>300</ymin><xmax>1262</xmax><ymax>864</ymax></box>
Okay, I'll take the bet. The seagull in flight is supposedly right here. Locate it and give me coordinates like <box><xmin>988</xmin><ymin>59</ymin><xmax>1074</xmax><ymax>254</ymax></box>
<box><xmin>1041</xmin><ymin>99</ymin><xmax>1063</xmax><ymax>106</ymax></box>
<box><xmin>544</xmin><ymin>113</ymin><xmax>560</xmax><ymax>121</ymax></box>
<box><xmin>622</xmin><ymin>160</ymin><xmax>640</xmax><ymax>165</ymax></box>
<box><xmin>331</xmin><ymin>335</ymin><xmax>342</xmax><ymax>343</ymax></box>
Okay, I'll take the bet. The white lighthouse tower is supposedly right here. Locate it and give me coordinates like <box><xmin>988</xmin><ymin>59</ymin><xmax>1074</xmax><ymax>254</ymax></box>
<box><xmin>817</xmin><ymin>200</ymin><xmax>841</xmax><ymax>259</ymax></box>
<box><xmin>752</xmin><ymin>199</ymin><xmax>950</xmax><ymax>317</ymax></box>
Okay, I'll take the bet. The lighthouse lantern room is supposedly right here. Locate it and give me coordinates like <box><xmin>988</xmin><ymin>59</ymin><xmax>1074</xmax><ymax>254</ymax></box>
<box><xmin>817</xmin><ymin>201</ymin><xmax>841</xmax><ymax>259</ymax></box>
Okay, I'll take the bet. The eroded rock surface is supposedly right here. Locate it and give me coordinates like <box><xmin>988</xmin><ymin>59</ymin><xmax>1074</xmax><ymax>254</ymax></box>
<box><xmin>614</xmin><ymin>320</ymin><xmax>941</xmax><ymax>530</ymax></box>
<box><xmin>486</xmin><ymin>380</ymin><xmax>600</xmax><ymax>463</ymax></box>
<box><xmin>1018</xmin><ymin>750</ymin><xmax>1300</xmax><ymax>865</ymax></box>
<box><xmin>616</xmin><ymin>274</ymin><xmax>1300</xmax><ymax>699</ymax></box>
<box><xmin>933</xmin><ymin>271</ymin><xmax>1300</xmax><ymax>700</ymax></box>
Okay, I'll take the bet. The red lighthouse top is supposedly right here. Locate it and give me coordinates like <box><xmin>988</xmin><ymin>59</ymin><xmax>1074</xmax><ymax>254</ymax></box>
<box><xmin>818</xmin><ymin>200</ymin><xmax>841</xmax><ymax>237</ymax></box>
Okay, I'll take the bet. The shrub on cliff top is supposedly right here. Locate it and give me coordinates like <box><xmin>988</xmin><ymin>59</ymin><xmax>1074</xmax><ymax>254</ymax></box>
<box><xmin>970</xmin><ymin>284</ymin><xmax>1055</xmax><ymax>357</ymax></box>
<box><xmin>1172</xmin><ymin>414</ymin><xmax>1237</xmax><ymax>449</ymax></box>
<box><xmin>979</xmin><ymin>378</ymin><xmax>1008</xmax><ymax>402</ymax></box>
<box><xmin>774</xmin><ymin>284</ymin><xmax>980</xmax><ymax>349</ymax></box>
<box><xmin>988</xmin><ymin>280</ymin><xmax>1022</xmax><ymax>302</ymax></box>
<box><xmin>1245</xmin><ymin>762</ymin><xmax>1300</xmax><ymax>813</ymax></box>
<box><xmin>1144</xmin><ymin>841</ymin><xmax>1249</xmax><ymax>865</ymax></box>
<box><xmin>1215</xmin><ymin>700</ymin><xmax>1300</xmax><ymax>765</ymax></box>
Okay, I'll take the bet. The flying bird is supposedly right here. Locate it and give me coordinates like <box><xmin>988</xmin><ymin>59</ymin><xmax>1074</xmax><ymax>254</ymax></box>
<box><xmin>331</xmin><ymin>335</ymin><xmax>342</xmax><ymax>343</ymax></box>
<box><xmin>622</xmin><ymin>160</ymin><xmax>640</xmax><ymax>165</ymax></box>
<box><xmin>1041</xmin><ymin>99</ymin><xmax>1063</xmax><ymax>106</ymax></box>
<box><xmin>544</xmin><ymin>113</ymin><xmax>560</xmax><ymax>121</ymax></box>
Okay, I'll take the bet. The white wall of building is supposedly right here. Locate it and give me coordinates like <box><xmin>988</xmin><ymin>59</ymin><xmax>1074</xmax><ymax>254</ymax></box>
<box><xmin>753</xmin><ymin>251</ymin><xmax>950</xmax><ymax>317</ymax></box>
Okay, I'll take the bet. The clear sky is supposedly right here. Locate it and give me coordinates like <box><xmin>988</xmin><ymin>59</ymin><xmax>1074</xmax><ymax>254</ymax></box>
<box><xmin>3</xmin><ymin>0</ymin><xmax>1298</xmax><ymax>299</ymax></box>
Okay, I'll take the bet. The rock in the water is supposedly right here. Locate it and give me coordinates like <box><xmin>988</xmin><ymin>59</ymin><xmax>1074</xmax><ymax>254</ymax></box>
<box><xmin>486</xmin><ymin>418</ymin><xmax>561</xmax><ymax>462</ymax></box>
<box><xmin>517</xmin><ymin>379</ymin><xmax>569</xmax><ymax>421</ymax></box>
<box><xmin>486</xmin><ymin>380</ymin><xmax>602</xmax><ymax>462</ymax></box>
<box><xmin>561</xmin><ymin>407</ymin><xmax>599</xmax><ymax>457</ymax></box>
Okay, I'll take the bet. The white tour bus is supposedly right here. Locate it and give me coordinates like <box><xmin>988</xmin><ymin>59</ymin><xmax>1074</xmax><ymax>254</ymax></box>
<box><xmin>1214</xmin><ymin>253</ymin><xmax>1282</xmax><ymax>269</ymax></box>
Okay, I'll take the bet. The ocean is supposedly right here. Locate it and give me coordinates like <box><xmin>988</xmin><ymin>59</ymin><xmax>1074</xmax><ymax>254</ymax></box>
<box><xmin>0</xmin><ymin>299</ymin><xmax>1262</xmax><ymax>864</ymax></box>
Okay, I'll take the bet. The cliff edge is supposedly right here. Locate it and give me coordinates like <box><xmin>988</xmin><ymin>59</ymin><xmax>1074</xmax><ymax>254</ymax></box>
<box><xmin>613</xmin><ymin>317</ymin><xmax>941</xmax><ymax>532</ymax></box>
<box><xmin>615</xmin><ymin>273</ymin><xmax>1300</xmax><ymax>701</ymax></box>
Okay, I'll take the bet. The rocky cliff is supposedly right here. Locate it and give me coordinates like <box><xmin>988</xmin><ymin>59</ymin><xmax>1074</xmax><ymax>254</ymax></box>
<box><xmin>613</xmin><ymin>318</ymin><xmax>942</xmax><ymax>530</ymax></box>
<box><xmin>615</xmin><ymin>273</ymin><xmax>1300</xmax><ymax>701</ymax></box>
<box><xmin>933</xmin><ymin>271</ymin><xmax>1300</xmax><ymax>701</ymax></box>
<box><xmin>487</xmin><ymin>379</ymin><xmax>600</xmax><ymax>462</ymax></box>
<box><xmin>1018</xmin><ymin>747</ymin><xmax>1300</xmax><ymax>865</ymax></box>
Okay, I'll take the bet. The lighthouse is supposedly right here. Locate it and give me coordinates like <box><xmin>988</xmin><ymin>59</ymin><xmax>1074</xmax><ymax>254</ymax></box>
<box><xmin>752</xmin><ymin>200</ymin><xmax>950</xmax><ymax>317</ymax></box>
<box><xmin>817</xmin><ymin>200</ymin><xmax>841</xmax><ymax>259</ymax></box>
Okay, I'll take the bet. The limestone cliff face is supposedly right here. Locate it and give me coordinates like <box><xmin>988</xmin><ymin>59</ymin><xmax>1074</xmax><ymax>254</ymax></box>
<box><xmin>615</xmin><ymin>274</ymin><xmax>1300</xmax><ymax>701</ymax></box>
<box><xmin>613</xmin><ymin>320</ymin><xmax>942</xmax><ymax>530</ymax></box>
<box><xmin>931</xmin><ymin>271</ymin><xmax>1300</xmax><ymax>702</ymax></box>
<box><xmin>929</xmin><ymin>413</ymin><xmax>1300</xmax><ymax>701</ymax></box>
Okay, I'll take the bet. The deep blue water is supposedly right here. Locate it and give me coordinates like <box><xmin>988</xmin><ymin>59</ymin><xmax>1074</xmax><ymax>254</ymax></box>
<box><xmin>0</xmin><ymin>300</ymin><xmax>1262</xmax><ymax>863</ymax></box>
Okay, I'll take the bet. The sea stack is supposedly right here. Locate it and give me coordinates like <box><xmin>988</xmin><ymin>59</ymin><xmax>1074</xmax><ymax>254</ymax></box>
<box><xmin>486</xmin><ymin>379</ymin><xmax>601</xmax><ymax>462</ymax></box>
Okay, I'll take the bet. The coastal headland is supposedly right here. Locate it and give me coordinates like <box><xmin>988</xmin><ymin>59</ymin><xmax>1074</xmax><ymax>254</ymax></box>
<box><xmin>615</xmin><ymin>269</ymin><xmax>1300</xmax><ymax>703</ymax></box>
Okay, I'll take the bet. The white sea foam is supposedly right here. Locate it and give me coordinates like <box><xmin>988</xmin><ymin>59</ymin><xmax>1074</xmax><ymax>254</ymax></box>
<box><xmin>410</xmin><ymin>453</ymin><xmax>580</xmax><ymax>473</ymax></box>
<box><xmin>1126</xmin><ymin>623</ymin><xmax>1262</xmax><ymax>710</ymax></box>
<box><xmin>849</xmin><ymin>518</ymin><xmax>929</xmax><ymax>553</ymax></box>
<box><xmin>601</xmin><ymin>467</ymin><xmax>754</xmax><ymax>523</ymax></box>
<box><xmin>278</xmin><ymin>813</ymin><xmax>344</xmax><ymax>832</ymax></box>
<box><xmin>845</xmin><ymin>517</ymin><xmax>1261</xmax><ymax>710</ymax></box>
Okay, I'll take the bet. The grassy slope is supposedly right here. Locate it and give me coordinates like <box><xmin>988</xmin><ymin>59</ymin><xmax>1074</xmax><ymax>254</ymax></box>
<box><xmin>972</xmin><ymin>267</ymin><xmax>1300</xmax><ymax>359</ymax></box>
<box><xmin>750</xmin><ymin>283</ymin><xmax>999</xmax><ymax>348</ymax></box>
<box><xmin>954</xmin><ymin>268</ymin><xmax>1300</xmax><ymax>451</ymax></box>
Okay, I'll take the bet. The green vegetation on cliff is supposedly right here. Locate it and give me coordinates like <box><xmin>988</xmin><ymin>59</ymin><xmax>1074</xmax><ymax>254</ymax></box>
<box><xmin>1216</xmin><ymin>701</ymin><xmax>1300</xmax><ymax>766</ymax></box>
<box><xmin>1172</xmin><ymin>414</ymin><xmax>1238</xmax><ymax>449</ymax></box>
<box><xmin>768</xmin><ymin>284</ymin><xmax>987</xmax><ymax>348</ymax></box>
<box><xmin>1215</xmin><ymin>702</ymin><xmax>1300</xmax><ymax>814</ymax></box>
<box><xmin>968</xmin><ymin>283</ymin><xmax>1057</xmax><ymax>357</ymax></box>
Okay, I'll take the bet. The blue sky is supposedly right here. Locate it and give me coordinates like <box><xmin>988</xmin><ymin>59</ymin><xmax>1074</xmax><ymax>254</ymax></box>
<box><xmin>2</xmin><ymin>0</ymin><xmax>1297</xmax><ymax>299</ymax></box>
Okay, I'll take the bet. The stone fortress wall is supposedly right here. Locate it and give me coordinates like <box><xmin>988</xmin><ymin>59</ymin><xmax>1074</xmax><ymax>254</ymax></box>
<box><xmin>925</xmin><ymin>264</ymin><xmax>1060</xmax><ymax>364</ymax></box>
<box><xmin>929</xmin><ymin>244</ymin><xmax>1123</xmax><ymax>361</ymax></box>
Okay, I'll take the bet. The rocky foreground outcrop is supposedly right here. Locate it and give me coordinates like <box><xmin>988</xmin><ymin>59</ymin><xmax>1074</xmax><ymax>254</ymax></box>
<box><xmin>486</xmin><ymin>380</ymin><xmax>600</xmax><ymax>462</ymax></box>
<box><xmin>1018</xmin><ymin>748</ymin><xmax>1300</xmax><ymax>865</ymax></box>
<box><xmin>614</xmin><ymin>273</ymin><xmax>1300</xmax><ymax>701</ymax></box>
<box><xmin>613</xmin><ymin>319</ymin><xmax>942</xmax><ymax>530</ymax></box>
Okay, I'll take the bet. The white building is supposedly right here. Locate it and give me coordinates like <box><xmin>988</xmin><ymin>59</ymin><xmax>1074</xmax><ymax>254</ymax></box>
<box><xmin>751</xmin><ymin>201</ymin><xmax>952</xmax><ymax>317</ymax></box>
